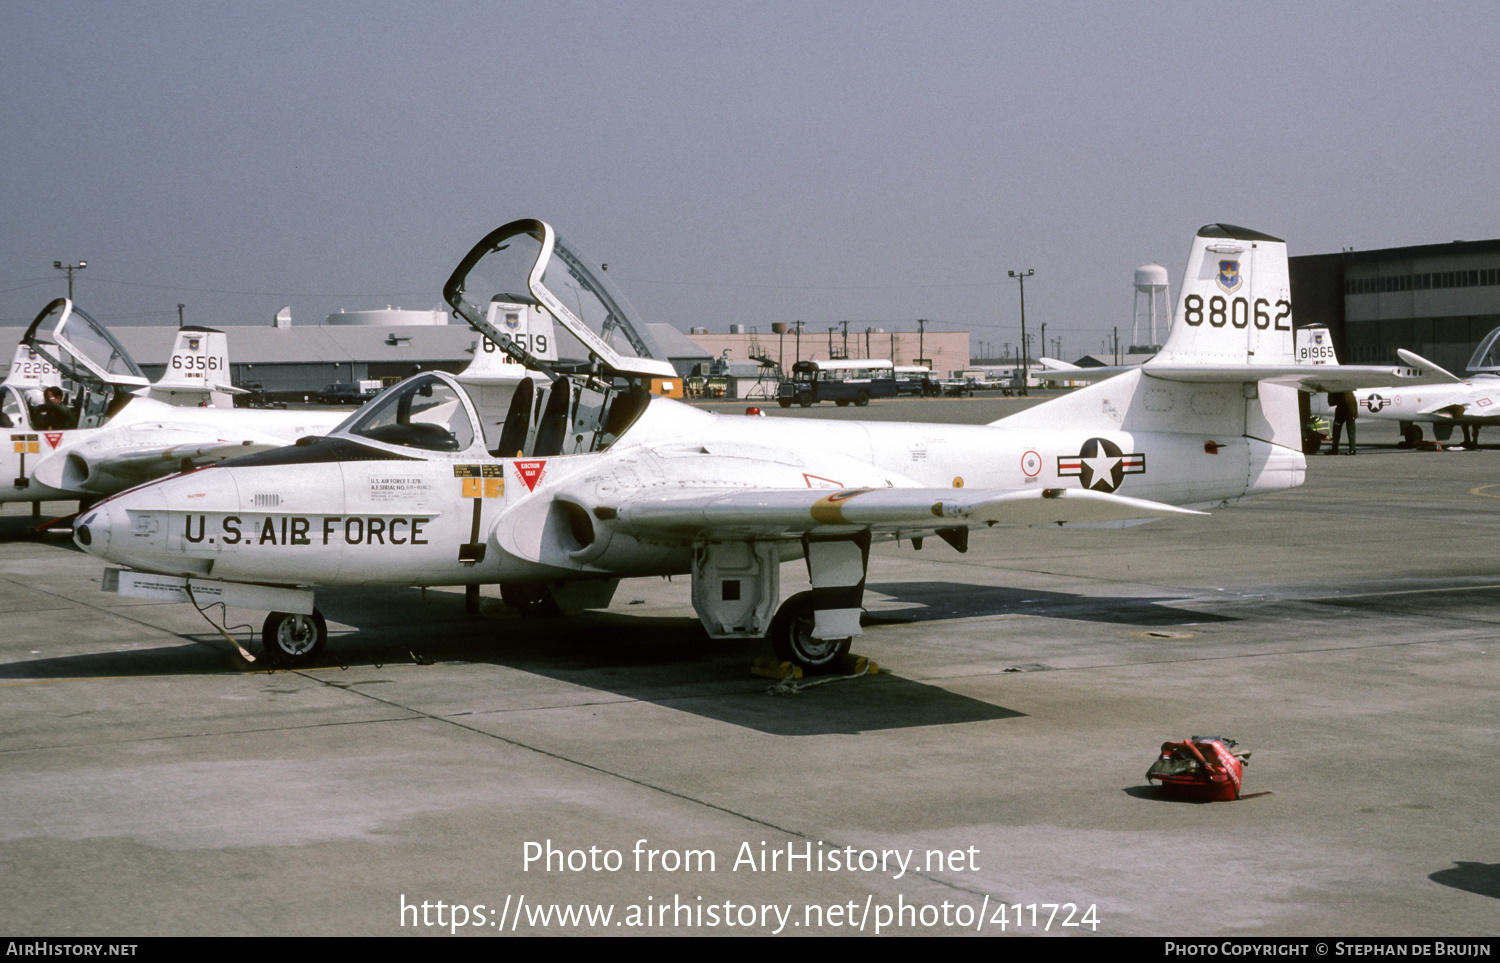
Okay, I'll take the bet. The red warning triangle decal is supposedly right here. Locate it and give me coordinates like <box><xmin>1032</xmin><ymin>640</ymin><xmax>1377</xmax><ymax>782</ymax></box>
<box><xmin>43</xmin><ymin>432</ymin><xmax>63</xmax><ymax>449</ymax></box>
<box><xmin>514</xmin><ymin>459</ymin><xmax>547</xmax><ymax>491</ymax></box>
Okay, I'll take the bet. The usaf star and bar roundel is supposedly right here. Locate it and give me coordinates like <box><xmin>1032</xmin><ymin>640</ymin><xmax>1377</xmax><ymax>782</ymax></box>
<box><xmin>1057</xmin><ymin>438</ymin><xmax>1146</xmax><ymax>493</ymax></box>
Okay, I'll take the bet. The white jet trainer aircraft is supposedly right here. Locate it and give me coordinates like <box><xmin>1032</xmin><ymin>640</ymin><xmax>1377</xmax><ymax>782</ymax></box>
<box><xmin>75</xmin><ymin>220</ymin><xmax>1422</xmax><ymax>669</ymax></box>
<box><xmin>1301</xmin><ymin>325</ymin><xmax>1500</xmax><ymax>447</ymax></box>
<box><xmin>2</xmin><ymin>299</ymin><xmax>346</xmax><ymax>506</ymax></box>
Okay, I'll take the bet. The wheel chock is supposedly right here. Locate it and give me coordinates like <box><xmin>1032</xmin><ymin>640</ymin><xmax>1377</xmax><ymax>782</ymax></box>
<box><xmin>835</xmin><ymin>653</ymin><xmax>878</xmax><ymax>675</ymax></box>
<box><xmin>751</xmin><ymin>657</ymin><xmax>802</xmax><ymax>680</ymax></box>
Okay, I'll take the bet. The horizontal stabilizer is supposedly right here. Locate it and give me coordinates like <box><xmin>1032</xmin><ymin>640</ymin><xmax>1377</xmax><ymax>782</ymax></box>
<box><xmin>1141</xmin><ymin>363</ymin><xmax>1434</xmax><ymax>392</ymax></box>
<box><xmin>1044</xmin><ymin>361</ymin><xmax>1429</xmax><ymax>393</ymax></box>
<box><xmin>610</xmin><ymin>485</ymin><xmax>1202</xmax><ymax>539</ymax></box>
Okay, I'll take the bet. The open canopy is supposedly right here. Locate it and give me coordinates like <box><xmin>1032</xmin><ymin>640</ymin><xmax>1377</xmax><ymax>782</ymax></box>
<box><xmin>442</xmin><ymin>219</ymin><xmax>674</xmax><ymax>380</ymax></box>
<box><xmin>24</xmin><ymin>299</ymin><xmax>148</xmax><ymax>388</ymax></box>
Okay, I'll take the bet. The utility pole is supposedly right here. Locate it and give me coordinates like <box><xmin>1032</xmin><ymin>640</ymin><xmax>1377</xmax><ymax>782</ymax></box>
<box><xmin>794</xmin><ymin>321</ymin><xmax>804</xmax><ymax>364</ymax></box>
<box><xmin>916</xmin><ymin>319</ymin><xmax>929</xmax><ymax>366</ymax></box>
<box><xmin>839</xmin><ymin>320</ymin><xmax>850</xmax><ymax>359</ymax></box>
<box><xmin>53</xmin><ymin>260</ymin><xmax>86</xmax><ymax>299</ymax></box>
<box><xmin>177</xmin><ymin>303</ymin><xmax>185</xmax><ymax>329</ymax></box>
<box><xmin>1008</xmin><ymin>269</ymin><xmax>1034</xmax><ymax>396</ymax></box>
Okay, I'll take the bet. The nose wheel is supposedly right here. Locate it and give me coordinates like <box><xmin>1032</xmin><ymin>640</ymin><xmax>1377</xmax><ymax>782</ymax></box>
<box><xmin>769</xmin><ymin>592</ymin><xmax>852</xmax><ymax>673</ymax></box>
<box><xmin>262</xmin><ymin>609</ymin><xmax>328</xmax><ymax>666</ymax></box>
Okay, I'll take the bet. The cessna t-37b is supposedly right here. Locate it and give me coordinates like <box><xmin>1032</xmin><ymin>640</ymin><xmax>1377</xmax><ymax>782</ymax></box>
<box><xmin>75</xmin><ymin>220</ymin><xmax>1421</xmax><ymax>669</ymax></box>
<box><xmin>2</xmin><ymin>300</ymin><xmax>345</xmax><ymax>506</ymax></box>
<box><xmin>1302</xmin><ymin>325</ymin><xmax>1500</xmax><ymax>448</ymax></box>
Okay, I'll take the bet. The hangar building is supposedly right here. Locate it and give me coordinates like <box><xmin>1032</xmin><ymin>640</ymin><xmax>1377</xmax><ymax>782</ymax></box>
<box><xmin>1290</xmin><ymin>238</ymin><xmax>1500</xmax><ymax>373</ymax></box>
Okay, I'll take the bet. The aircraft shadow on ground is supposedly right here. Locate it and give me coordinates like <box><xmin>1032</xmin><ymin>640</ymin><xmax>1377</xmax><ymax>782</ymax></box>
<box><xmin>1429</xmin><ymin>861</ymin><xmax>1500</xmax><ymax>899</ymax></box>
<box><xmin>0</xmin><ymin>516</ymin><xmax>83</xmax><ymax>545</ymax></box>
<box><xmin>2</xmin><ymin>586</ymin><xmax>1024</xmax><ymax>737</ymax></box>
<box><xmin>864</xmin><ymin>581</ymin><xmax>1234</xmax><ymax>627</ymax></box>
<box><xmin>1309</xmin><ymin>586</ymin><xmax>1500</xmax><ymax>619</ymax></box>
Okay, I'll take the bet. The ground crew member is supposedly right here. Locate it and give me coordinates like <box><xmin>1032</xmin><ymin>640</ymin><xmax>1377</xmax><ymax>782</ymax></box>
<box><xmin>1327</xmin><ymin>391</ymin><xmax>1356</xmax><ymax>455</ymax></box>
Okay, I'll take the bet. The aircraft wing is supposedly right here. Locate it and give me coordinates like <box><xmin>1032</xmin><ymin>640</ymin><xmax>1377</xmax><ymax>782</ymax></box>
<box><xmin>1411</xmin><ymin>400</ymin><xmax>1500</xmax><ymax>423</ymax></box>
<box><xmin>609</xmin><ymin>485</ymin><xmax>1203</xmax><ymax>539</ymax></box>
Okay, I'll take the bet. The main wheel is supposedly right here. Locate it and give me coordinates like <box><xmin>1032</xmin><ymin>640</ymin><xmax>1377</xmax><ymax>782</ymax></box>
<box><xmin>798</xmin><ymin>391</ymin><xmax>814</xmax><ymax>408</ymax></box>
<box><xmin>1401</xmin><ymin>423</ymin><xmax>1423</xmax><ymax>447</ymax></box>
<box><xmin>854</xmin><ymin>390</ymin><xmax>870</xmax><ymax>407</ymax></box>
<box><xmin>262</xmin><ymin>609</ymin><xmax>327</xmax><ymax>666</ymax></box>
<box><xmin>769</xmin><ymin>592</ymin><xmax>852</xmax><ymax>673</ymax></box>
<box><xmin>501</xmin><ymin>581</ymin><xmax>563</xmax><ymax>617</ymax></box>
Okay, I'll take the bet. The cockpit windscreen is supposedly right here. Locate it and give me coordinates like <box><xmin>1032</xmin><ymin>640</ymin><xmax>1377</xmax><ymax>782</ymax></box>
<box><xmin>1466</xmin><ymin>327</ymin><xmax>1500</xmax><ymax>374</ymax></box>
<box><xmin>342</xmin><ymin>375</ymin><xmax>477</xmax><ymax>453</ymax></box>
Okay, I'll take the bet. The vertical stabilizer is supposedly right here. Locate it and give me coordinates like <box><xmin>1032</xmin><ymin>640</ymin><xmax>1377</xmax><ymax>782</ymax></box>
<box><xmin>2</xmin><ymin>343</ymin><xmax>63</xmax><ymax>393</ymax></box>
<box><xmin>1153</xmin><ymin>224</ymin><xmax>1295</xmax><ymax>367</ymax></box>
<box><xmin>1295</xmin><ymin>325</ymin><xmax>1339</xmax><ymax>365</ymax></box>
<box><xmin>485</xmin><ymin>300</ymin><xmax>558</xmax><ymax>363</ymax></box>
<box><xmin>147</xmin><ymin>327</ymin><xmax>237</xmax><ymax>407</ymax></box>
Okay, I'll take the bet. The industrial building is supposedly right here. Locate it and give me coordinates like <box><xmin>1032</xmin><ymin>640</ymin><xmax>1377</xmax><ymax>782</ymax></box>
<box><xmin>1290</xmin><ymin>238</ymin><xmax>1500</xmax><ymax>372</ymax></box>
<box><xmin>682</xmin><ymin>324</ymin><xmax>970</xmax><ymax>377</ymax></box>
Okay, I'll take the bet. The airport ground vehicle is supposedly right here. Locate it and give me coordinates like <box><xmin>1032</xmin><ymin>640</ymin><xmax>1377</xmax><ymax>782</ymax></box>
<box><xmin>776</xmin><ymin>359</ymin><xmax>901</xmax><ymax>408</ymax></box>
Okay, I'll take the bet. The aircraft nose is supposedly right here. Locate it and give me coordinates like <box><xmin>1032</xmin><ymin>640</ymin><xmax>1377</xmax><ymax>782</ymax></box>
<box><xmin>74</xmin><ymin>503</ymin><xmax>114</xmax><ymax>558</ymax></box>
<box><xmin>73</xmin><ymin>483</ymin><xmax>169</xmax><ymax>563</ymax></box>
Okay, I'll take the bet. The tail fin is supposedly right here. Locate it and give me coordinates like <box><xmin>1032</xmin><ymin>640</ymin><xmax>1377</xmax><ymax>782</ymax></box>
<box><xmin>1153</xmin><ymin>224</ymin><xmax>1294</xmax><ymax>366</ymax></box>
<box><xmin>1296</xmin><ymin>325</ymin><xmax>1339</xmax><ymax>365</ymax></box>
<box><xmin>147</xmin><ymin>326</ymin><xmax>238</xmax><ymax>406</ymax></box>
<box><xmin>995</xmin><ymin>223</ymin><xmax>1305</xmax><ymax>503</ymax></box>
<box><xmin>2</xmin><ymin>342</ymin><xmax>63</xmax><ymax>393</ymax></box>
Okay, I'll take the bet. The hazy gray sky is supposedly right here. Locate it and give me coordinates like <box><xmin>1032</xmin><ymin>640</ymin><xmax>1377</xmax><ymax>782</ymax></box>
<box><xmin>2</xmin><ymin>1</ymin><xmax>1496</xmax><ymax>359</ymax></box>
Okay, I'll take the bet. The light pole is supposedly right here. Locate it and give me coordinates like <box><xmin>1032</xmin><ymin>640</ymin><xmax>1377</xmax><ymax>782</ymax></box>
<box><xmin>1008</xmin><ymin>269</ymin><xmax>1033</xmax><ymax>395</ymax></box>
<box><xmin>53</xmin><ymin>260</ymin><xmax>86</xmax><ymax>299</ymax></box>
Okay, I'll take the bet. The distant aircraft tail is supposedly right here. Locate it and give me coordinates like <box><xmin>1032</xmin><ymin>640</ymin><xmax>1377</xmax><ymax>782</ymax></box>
<box><xmin>2</xmin><ymin>342</ymin><xmax>63</xmax><ymax>393</ymax></box>
<box><xmin>1296</xmin><ymin>325</ymin><xmax>1340</xmax><ymax>366</ymax></box>
<box><xmin>146</xmin><ymin>326</ymin><xmax>239</xmax><ymax>406</ymax></box>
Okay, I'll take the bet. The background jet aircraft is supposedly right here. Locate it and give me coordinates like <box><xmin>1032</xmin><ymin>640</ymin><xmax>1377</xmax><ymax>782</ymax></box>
<box><xmin>76</xmin><ymin>220</ymin><xmax>1422</xmax><ymax>670</ymax></box>
<box><xmin>2</xmin><ymin>299</ymin><xmax>345</xmax><ymax>506</ymax></box>
<box><xmin>1304</xmin><ymin>326</ymin><xmax>1500</xmax><ymax>447</ymax></box>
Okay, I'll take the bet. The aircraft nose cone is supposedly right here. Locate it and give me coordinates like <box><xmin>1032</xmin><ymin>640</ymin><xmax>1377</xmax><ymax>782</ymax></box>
<box><xmin>74</xmin><ymin>505</ymin><xmax>111</xmax><ymax>557</ymax></box>
<box><xmin>73</xmin><ymin>483</ymin><xmax>169</xmax><ymax>565</ymax></box>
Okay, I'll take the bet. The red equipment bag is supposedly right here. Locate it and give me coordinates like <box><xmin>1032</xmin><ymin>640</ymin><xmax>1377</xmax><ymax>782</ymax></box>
<box><xmin>1146</xmin><ymin>736</ymin><xmax>1250</xmax><ymax>801</ymax></box>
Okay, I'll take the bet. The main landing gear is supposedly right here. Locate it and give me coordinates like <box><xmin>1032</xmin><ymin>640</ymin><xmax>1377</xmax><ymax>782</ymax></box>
<box><xmin>769</xmin><ymin>592</ymin><xmax>853</xmax><ymax>673</ymax></box>
<box><xmin>500</xmin><ymin>581</ymin><xmax>564</xmax><ymax>617</ymax></box>
<box><xmin>262</xmin><ymin>609</ymin><xmax>328</xmax><ymax>666</ymax></box>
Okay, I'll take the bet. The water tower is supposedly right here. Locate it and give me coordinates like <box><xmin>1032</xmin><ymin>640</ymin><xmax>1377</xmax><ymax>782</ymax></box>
<box><xmin>1131</xmin><ymin>263</ymin><xmax>1170</xmax><ymax>353</ymax></box>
